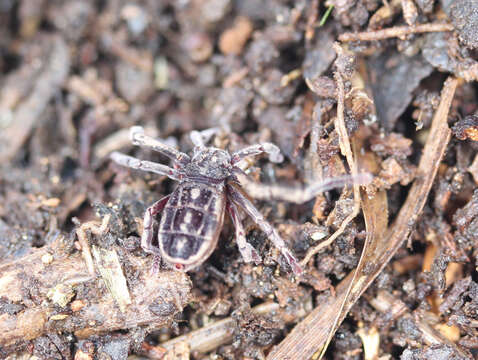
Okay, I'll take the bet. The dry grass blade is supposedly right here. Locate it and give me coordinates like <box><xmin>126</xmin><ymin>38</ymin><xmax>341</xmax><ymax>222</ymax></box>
<box><xmin>267</xmin><ymin>77</ymin><xmax>458</xmax><ymax>360</ymax></box>
<box><xmin>318</xmin><ymin>149</ymin><xmax>389</xmax><ymax>358</ymax></box>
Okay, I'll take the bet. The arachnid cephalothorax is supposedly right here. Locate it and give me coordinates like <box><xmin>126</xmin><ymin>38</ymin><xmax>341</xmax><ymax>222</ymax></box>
<box><xmin>111</xmin><ymin>127</ymin><xmax>370</xmax><ymax>275</ymax></box>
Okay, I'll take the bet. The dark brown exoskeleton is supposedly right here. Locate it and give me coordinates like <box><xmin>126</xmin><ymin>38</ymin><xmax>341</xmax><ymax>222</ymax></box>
<box><xmin>111</xmin><ymin>127</ymin><xmax>371</xmax><ymax>274</ymax></box>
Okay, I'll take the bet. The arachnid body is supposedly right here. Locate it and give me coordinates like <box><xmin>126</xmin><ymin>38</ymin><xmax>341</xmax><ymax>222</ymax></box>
<box><xmin>111</xmin><ymin>127</ymin><xmax>369</xmax><ymax>275</ymax></box>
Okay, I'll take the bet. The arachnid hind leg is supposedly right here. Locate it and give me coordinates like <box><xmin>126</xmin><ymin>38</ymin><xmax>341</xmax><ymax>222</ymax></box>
<box><xmin>227</xmin><ymin>202</ymin><xmax>261</xmax><ymax>265</ymax></box>
<box><xmin>151</xmin><ymin>255</ymin><xmax>162</xmax><ymax>275</ymax></box>
<box><xmin>227</xmin><ymin>185</ymin><xmax>302</xmax><ymax>275</ymax></box>
<box><xmin>233</xmin><ymin>168</ymin><xmax>372</xmax><ymax>203</ymax></box>
<box><xmin>141</xmin><ymin>195</ymin><xmax>170</xmax><ymax>257</ymax></box>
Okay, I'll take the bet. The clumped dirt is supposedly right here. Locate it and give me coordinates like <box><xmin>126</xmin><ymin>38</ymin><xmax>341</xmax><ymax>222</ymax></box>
<box><xmin>0</xmin><ymin>1</ymin><xmax>477</xmax><ymax>359</ymax></box>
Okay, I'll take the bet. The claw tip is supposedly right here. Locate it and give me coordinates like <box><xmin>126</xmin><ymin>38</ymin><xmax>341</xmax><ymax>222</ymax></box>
<box><xmin>130</xmin><ymin>126</ymin><xmax>144</xmax><ymax>141</ymax></box>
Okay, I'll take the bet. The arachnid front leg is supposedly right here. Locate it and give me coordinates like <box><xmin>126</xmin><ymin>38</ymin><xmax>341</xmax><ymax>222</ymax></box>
<box><xmin>141</xmin><ymin>195</ymin><xmax>170</xmax><ymax>257</ymax></box>
<box><xmin>232</xmin><ymin>168</ymin><xmax>372</xmax><ymax>203</ymax></box>
<box><xmin>227</xmin><ymin>202</ymin><xmax>261</xmax><ymax>265</ymax></box>
<box><xmin>110</xmin><ymin>152</ymin><xmax>182</xmax><ymax>181</ymax></box>
<box><xmin>130</xmin><ymin>126</ymin><xmax>190</xmax><ymax>165</ymax></box>
<box><xmin>227</xmin><ymin>185</ymin><xmax>302</xmax><ymax>275</ymax></box>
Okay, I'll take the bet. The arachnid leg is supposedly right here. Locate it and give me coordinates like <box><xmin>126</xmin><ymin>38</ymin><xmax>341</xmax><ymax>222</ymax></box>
<box><xmin>190</xmin><ymin>127</ymin><xmax>220</xmax><ymax>148</ymax></box>
<box><xmin>151</xmin><ymin>255</ymin><xmax>162</xmax><ymax>275</ymax></box>
<box><xmin>130</xmin><ymin>126</ymin><xmax>190</xmax><ymax>165</ymax></box>
<box><xmin>227</xmin><ymin>185</ymin><xmax>302</xmax><ymax>275</ymax></box>
<box><xmin>231</xmin><ymin>143</ymin><xmax>284</xmax><ymax>165</ymax></box>
<box><xmin>110</xmin><ymin>152</ymin><xmax>182</xmax><ymax>181</ymax></box>
<box><xmin>233</xmin><ymin>168</ymin><xmax>372</xmax><ymax>203</ymax></box>
<box><xmin>227</xmin><ymin>202</ymin><xmax>261</xmax><ymax>265</ymax></box>
<box><xmin>141</xmin><ymin>195</ymin><xmax>170</xmax><ymax>256</ymax></box>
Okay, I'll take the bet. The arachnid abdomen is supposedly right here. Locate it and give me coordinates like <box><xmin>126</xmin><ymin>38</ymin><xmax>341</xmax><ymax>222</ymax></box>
<box><xmin>158</xmin><ymin>182</ymin><xmax>226</xmax><ymax>269</ymax></box>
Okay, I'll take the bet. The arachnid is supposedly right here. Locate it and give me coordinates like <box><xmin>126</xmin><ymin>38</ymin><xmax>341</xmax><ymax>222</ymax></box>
<box><xmin>111</xmin><ymin>127</ymin><xmax>370</xmax><ymax>275</ymax></box>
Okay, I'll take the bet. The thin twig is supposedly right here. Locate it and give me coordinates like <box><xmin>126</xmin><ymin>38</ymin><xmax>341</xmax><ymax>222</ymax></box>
<box><xmin>305</xmin><ymin>0</ymin><xmax>319</xmax><ymax>42</ymax></box>
<box><xmin>339</xmin><ymin>22</ymin><xmax>454</xmax><ymax>42</ymax></box>
<box><xmin>300</xmin><ymin>50</ymin><xmax>361</xmax><ymax>267</ymax></box>
<box><xmin>317</xmin><ymin>67</ymin><xmax>364</xmax><ymax>360</ymax></box>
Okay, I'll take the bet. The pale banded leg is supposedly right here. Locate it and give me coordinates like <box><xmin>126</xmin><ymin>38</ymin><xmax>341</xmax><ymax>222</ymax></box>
<box><xmin>140</xmin><ymin>195</ymin><xmax>170</xmax><ymax>274</ymax></box>
<box><xmin>141</xmin><ymin>195</ymin><xmax>170</xmax><ymax>255</ymax></box>
<box><xmin>190</xmin><ymin>127</ymin><xmax>220</xmax><ymax>147</ymax></box>
<box><xmin>233</xmin><ymin>168</ymin><xmax>372</xmax><ymax>203</ymax></box>
<box><xmin>227</xmin><ymin>202</ymin><xmax>261</xmax><ymax>264</ymax></box>
<box><xmin>231</xmin><ymin>143</ymin><xmax>284</xmax><ymax>165</ymax></box>
<box><xmin>110</xmin><ymin>152</ymin><xmax>182</xmax><ymax>181</ymax></box>
<box><xmin>227</xmin><ymin>185</ymin><xmax>302</xmax><ymax>275</ymax></box>
<box><xmin>130</xmin><ymin>126</ymin><xmax>190</xmax><ymax>165</ymax></box>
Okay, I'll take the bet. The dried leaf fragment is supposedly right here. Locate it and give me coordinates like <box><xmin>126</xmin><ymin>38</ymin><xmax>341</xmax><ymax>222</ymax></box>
<box><xmin>357</xmin><ymin>326</ymin><xmax>380</xmax><ymax>360</ymax></box>
<box><xmin>92</xmin><ymin>246</ymin><xmax>132</xmax><ymax>312</ymax></box>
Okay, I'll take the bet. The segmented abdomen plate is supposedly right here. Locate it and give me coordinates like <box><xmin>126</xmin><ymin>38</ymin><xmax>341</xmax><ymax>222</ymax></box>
<box><xmin>158</xmin><ymin>182</ymin><xmax>225</xmax><ymax>264</ymax></box>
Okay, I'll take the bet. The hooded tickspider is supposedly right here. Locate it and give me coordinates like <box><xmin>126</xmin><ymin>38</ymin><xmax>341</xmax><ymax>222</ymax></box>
<box><xmin>111</xmin><ymin>126</ymin><xmax>371</xmax><ymax>274</ymax></box>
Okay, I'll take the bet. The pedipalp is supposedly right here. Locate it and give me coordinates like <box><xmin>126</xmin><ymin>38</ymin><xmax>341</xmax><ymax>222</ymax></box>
<box><xmin>231</xmin><ymin>142</ymin><xmax>284</xmax><ymax>165</ymax></box>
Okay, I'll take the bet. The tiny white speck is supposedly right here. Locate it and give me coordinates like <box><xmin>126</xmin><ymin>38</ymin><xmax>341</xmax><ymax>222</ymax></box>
<box><xmin>190</xmin><ymin>188</ymin><xmax>201</xmax><ymax>199</ymax></box>
<box><xmin>184</xmin><ymin>211</ymin><xmax>193</xmax><ymax>223</ymax></box>
<box><xmin>180</xmin><ymin>223</ymin><xmax>189</xmax><ymax>232</ymax></box>
<box><xmin>175</xmin><ymin>237</ymin><xmax>187</xmax><ymax>251</ymax></box>
<box><xmin>311</xmin><ymin>231</ymin><xmax>327</xmax><ymax>241</ymax></box>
